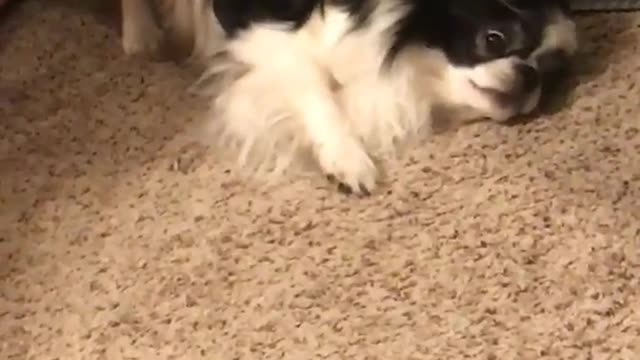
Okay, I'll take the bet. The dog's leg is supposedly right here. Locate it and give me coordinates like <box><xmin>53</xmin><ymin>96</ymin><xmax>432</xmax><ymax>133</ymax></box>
<box><xmin>147</xmin><ymin>0</ymin><xmax>223</xmax><ymax>62</ymax></box>
<box><xmin>158</xmin><ymin>0</ymin><xmax>195</xmax><ymax>59</ymax></box>
<box><xmin>121</xmin><ymin>0</ymin><xmax>164</xmax><ymax>56</ymax></box>
<box><xmin>294</xmin><ymin>69</ymin><xmax>379</xmax><ymax>195</ymax></box>
<box><xmin>189</xmin><ymin>0</ymin><xmax>226</xmax><ymax>62</ymax></box>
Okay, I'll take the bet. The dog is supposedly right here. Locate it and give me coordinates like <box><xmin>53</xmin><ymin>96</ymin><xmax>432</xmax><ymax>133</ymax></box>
<box><xmin>121</xmin><ymin>0</ymin><xmax>578</xmax><ymax>195</ymax></box>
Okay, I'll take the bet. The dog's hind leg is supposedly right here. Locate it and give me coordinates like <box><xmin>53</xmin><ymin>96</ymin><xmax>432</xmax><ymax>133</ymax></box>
<box><xmin>188</xmin><ymin>0</ymin><xmax>227</xmax><ymax>63</ymax></box>
<box><xmin>121</xmin><ymin>0</ymin><xmax>164</xmax><ymax>56</ymax></box>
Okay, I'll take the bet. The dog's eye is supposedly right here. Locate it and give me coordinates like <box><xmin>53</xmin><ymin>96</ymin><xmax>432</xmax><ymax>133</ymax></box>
<box><xmin>485</xmin><ymin>30</ymin><xmax>508</xmax><ymax>56</ymax></box>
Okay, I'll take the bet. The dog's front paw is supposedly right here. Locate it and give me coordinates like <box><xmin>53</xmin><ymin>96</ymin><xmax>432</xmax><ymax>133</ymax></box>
<box><xmin>316</xmin><ymin>137</ymin><xmax>378</xmax><ymax>196</ymax></box>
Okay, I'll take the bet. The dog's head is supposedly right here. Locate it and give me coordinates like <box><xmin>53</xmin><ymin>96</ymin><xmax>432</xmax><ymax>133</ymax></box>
<box><xmin>397</xmin><ymin>0</ymin><xmax>577</xmax><ymax>122</ymax></box>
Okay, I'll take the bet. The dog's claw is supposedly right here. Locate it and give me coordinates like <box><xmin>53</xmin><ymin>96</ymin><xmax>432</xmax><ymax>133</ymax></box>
<box><xmin>359</xmin><ymin>184</ymin><xmax>371</xmax><ymax>196</ymax></box>
<box><xmin>332</xmin><ymin>180</ymin><xmax>371</xmax><ymax>197</ymax></box>
<box><xmin>317</xmin><ymin>138</ymin><xmax>378</xmax><ymax>196</ymax></box>
<box><xmin>337</xmin><ymin>182</ymin><xmax>353</xmax><ymax>195</ymax></box>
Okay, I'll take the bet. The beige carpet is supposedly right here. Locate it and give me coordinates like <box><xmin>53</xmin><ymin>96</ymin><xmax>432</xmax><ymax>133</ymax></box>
<box><xmin>2</xmin><ymin>1</ymin><xmax>640</xmax><ymax>359</ymax></box>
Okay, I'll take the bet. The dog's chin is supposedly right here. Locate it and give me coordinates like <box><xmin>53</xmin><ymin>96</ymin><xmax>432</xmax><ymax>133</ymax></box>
<box><xmin>467</xmin><ymin>81</ymin><xmax>541</xmax><ymax>123</ymax></box>
<box><xmin>444</xmin><ymin>67</ymin><xmax>541</xmax><ymax>124</ymax></box>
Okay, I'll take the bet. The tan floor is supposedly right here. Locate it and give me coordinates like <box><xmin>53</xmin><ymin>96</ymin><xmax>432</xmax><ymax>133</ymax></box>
<box><xmin>2</xmin><ymin>1</ymin><xmax>640</xmax><ymax>359</ymax></box>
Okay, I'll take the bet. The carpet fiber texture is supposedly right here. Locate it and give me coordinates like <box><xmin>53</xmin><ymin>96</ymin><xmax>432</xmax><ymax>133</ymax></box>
<box><xmin>2</xmin><ymin>1</ymin><xmax>640</xmax><ymax>359</ymax></box>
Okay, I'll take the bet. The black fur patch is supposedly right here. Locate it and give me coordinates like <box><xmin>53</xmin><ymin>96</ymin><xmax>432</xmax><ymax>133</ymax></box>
<box><xmin>212</xmin><ymin>0</ymin><xmax>570</xmax><ymax>73</ymax></box>
<box><xmin>213</xmin><ymin>0</ymin><xmax>321</xmax><ymax>37</ymax></box>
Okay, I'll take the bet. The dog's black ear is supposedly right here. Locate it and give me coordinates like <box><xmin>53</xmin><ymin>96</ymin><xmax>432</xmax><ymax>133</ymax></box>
<box><xmin>212</xmin><ymin>0</ymin><xmax>247</xmax><ymax>37</ymax></box>
<box><xmin>503</xmin><ymin>0</ymin><xmax>570</xmax><ymax>12</ymax></box>
<box><xmin>557</xmin><ymin>0</ymin><xmax>571</xmax><ymax>12</ymax></box>
<box><xmin>213</xmin><ymin>0</ymin><xmax>319</xmax><ymax>38</ymax></box>
<box><xmin>537</xmin><ymin>49</ymin><xmax>570</xmax><ymax>74</ymax></box>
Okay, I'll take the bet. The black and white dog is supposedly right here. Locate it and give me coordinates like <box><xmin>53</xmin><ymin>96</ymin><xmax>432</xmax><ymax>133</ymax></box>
<box><xmin>121</xmin><ymin>0</ymin><xmax>578</xmax><ymax>194</ymax></box>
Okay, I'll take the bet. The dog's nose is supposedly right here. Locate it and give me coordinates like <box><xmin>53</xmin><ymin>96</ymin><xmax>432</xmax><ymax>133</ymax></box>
<box><xmin>514</xmin><ymin>64</ymin><xmax>540</xmax><ymax>94</ymax></box>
